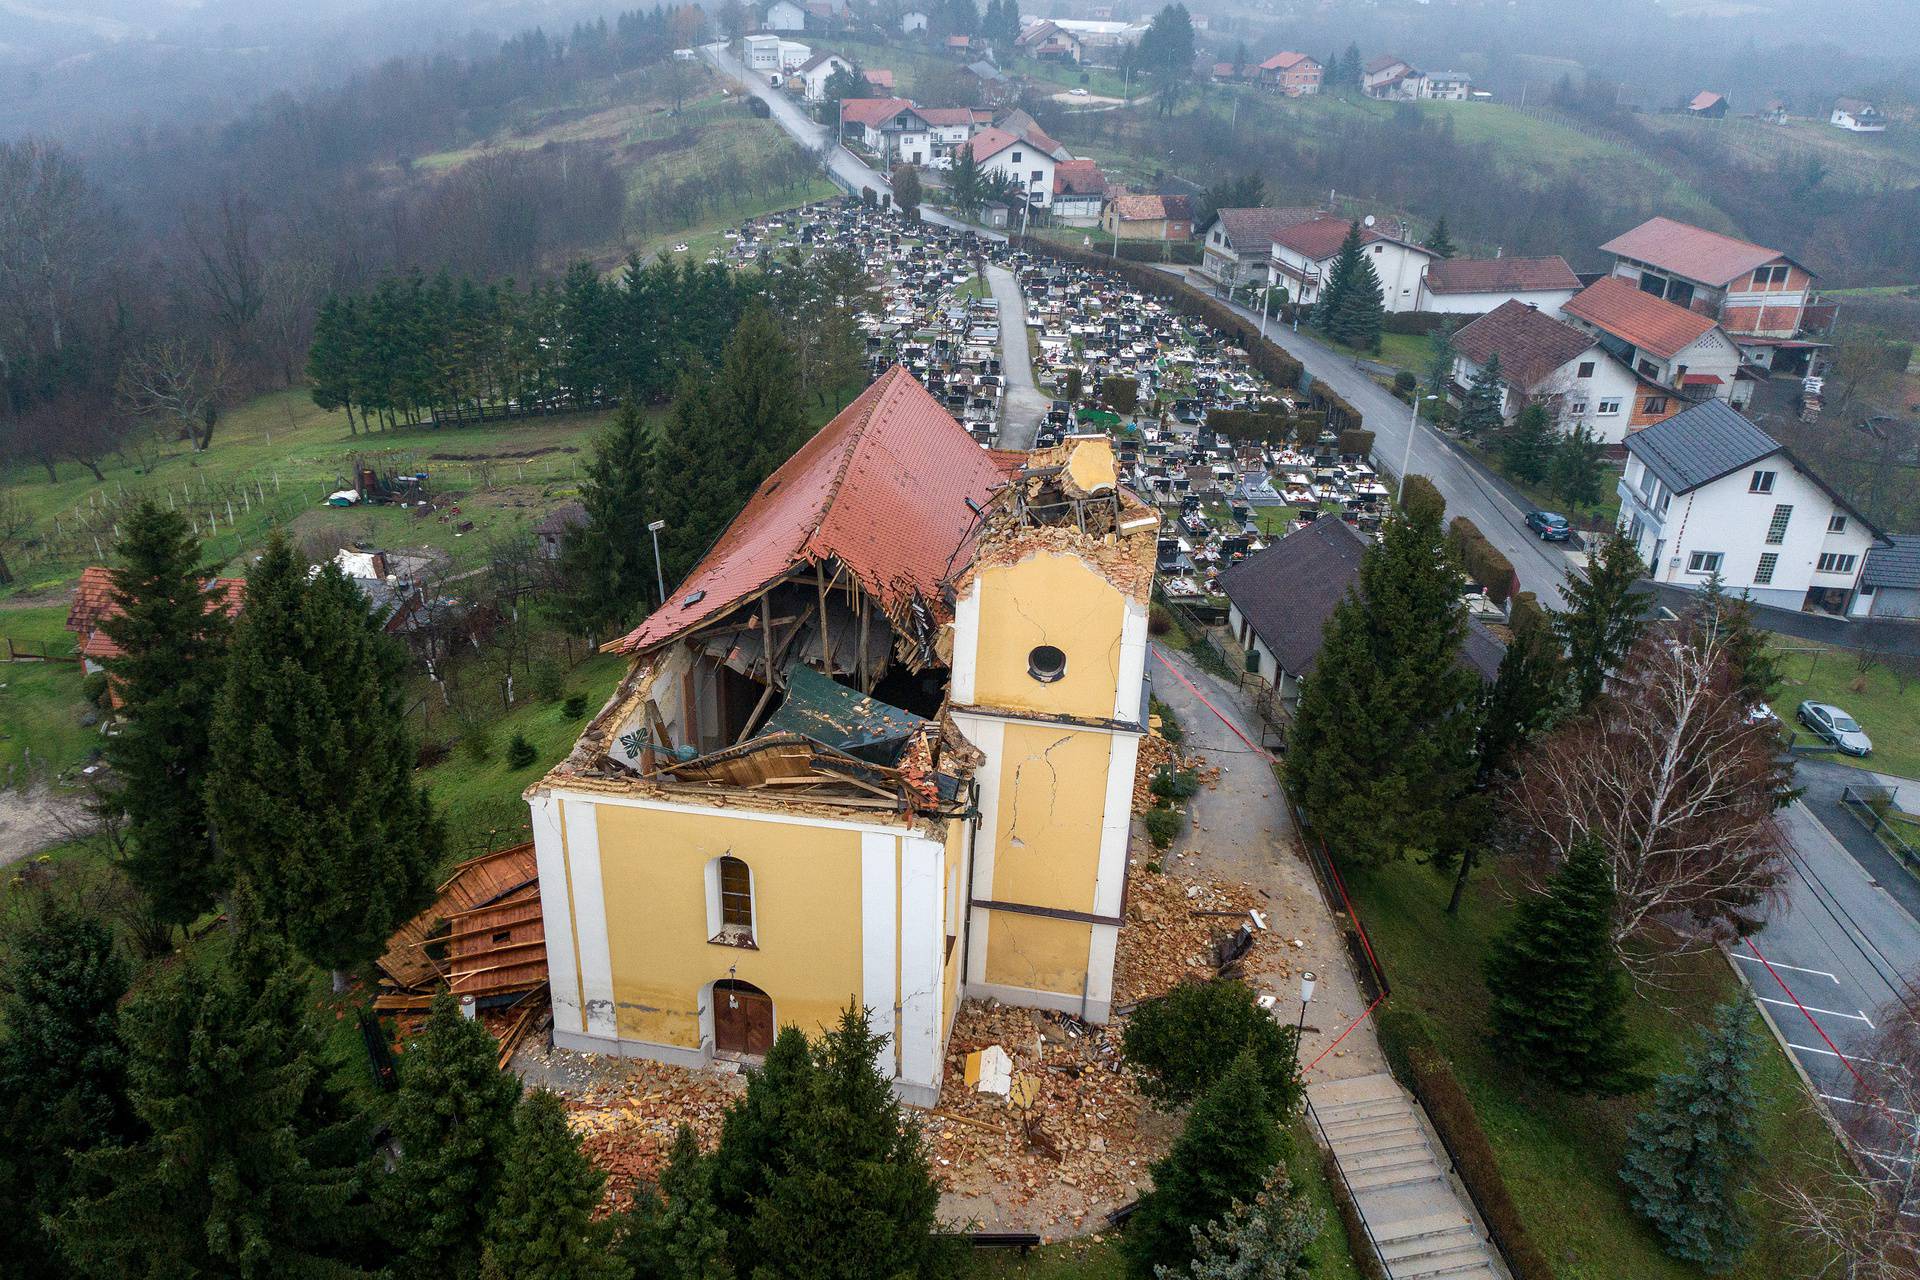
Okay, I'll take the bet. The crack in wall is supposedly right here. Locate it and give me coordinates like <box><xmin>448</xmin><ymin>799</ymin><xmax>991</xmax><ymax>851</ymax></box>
<box><xmin>1003</xmin><ymin>732</ymin><xmax>1075</xmax><ymax>849</ymax></box>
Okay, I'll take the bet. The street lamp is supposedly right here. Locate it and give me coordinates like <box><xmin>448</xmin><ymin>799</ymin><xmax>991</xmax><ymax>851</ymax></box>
<box><xmin>1293</xmin><ymin>970</ymin><xmax>1316</xmax><ymax>1068</ymax></box>
<box><xmin>648</xmin><ymin>519</ymin><xmax>668</xmax><ymax>606</ymax></box>
<box><xmin>1397</xmin><ymin>395</ymin><xmax>1438</xmax><ymax>505</ymax></box>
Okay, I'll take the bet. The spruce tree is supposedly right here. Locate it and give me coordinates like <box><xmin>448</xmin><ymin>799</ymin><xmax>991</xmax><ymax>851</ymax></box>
<box><xmin>1161</xmin><ymin>1168</ymin><xmax>1320</xmax><ymax>1280</ymax></box>
<box><xmin>743</xmin><ymin>1003</ymin><xmax>942</xmax><ymax>1280</ymax></box>
<box><xmin>1458</xmin><ymin>352</ymin><xmax>1505</xmax><ymax>438</ymax></box>
<box><xmin>208</xmin><ymin>535</ymin><xmax>444</xmax><ymax>977</ymax></box>
<box><xmin>1483</xmin><ymin>837</ymin><xmax>1643</xmax><ymax>1094</ymax></box>
<box><xmin>479</xmin><ymin>1089</ymin><xmax>622</xmax><ymax>1280</ymax></box>
<box><xmin>1285</xmin><ymin>504</ymin><xmax>1482</xmax><ymax>866</ymax></box>
<box><xmin>379</xmin><ymin>991</ymin><xmax>524</xmax><ymax>1278</ymax></box>
<box><xmin>56</xmin><ymin>908</ymin><xmax>376</xmax><ymax>1278</ymax></box>
<box><xmin>1425</xmin><ymin>217</ymin><xmax>1458</xmax><ymax>259</ymax></box>
<box><xmin>557</xmin><ymin>401</ymin><xmax>658</xmax><ymax>639</ymax></box>
<box><xmin>709</xmin><ymin>1025</ymin><xmax>817</xmax><ymax>1233</ymax></box>
<box><xmin>619</xmin><ymin>1126</ymin><xmax>732</xmax><ymax>1279</ymax></box>
<box><xmin>1326</xmin><ymin>241</ymin><xmax>1384</xmax><ymax>353</ymax></box>
<box><xmin>1619</xmin><ymin>1002</ymin><xmax>1760</xmax><ymax>1272</ymax></box>
<box><xmin>1549</xmin><ymin>421</ymin><xmax>1605</xmax><ymax>510</ymax></box>
<box><xmin>0</xmin><ymin>900</ymin><xmax>134</xmax><ymax>1279</ymax></box>
<box><xmin>1555</xmin><ymin>528</ymin><xmax>1648</xmax><ymax>710</ymax></box>
<box><xmin>1125</xmin><ymin>1051</ymin><xmax>1284</xmax><ymax>1278</ymax></box>
<box><xmin>101</xmin><ymin>500</ymin><xmax>231</xmax><ymax>929</ymax></box>
<box><xmin>1499</xmin><ymin>403</ymin><xmax>1553</xmax><ymax>484</ymax></box>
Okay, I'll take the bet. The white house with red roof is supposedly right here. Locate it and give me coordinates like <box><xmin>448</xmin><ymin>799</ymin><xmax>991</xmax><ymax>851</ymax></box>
<box><xmin>1600</xmin><ymin>215</ymin><xmax>1831</xmax><ymax>371</ymax></box>
<box><xmin>914</xmin><ymin>105</ymin><xmax>993</xmax><ymax>166</ymax></box>
<box><xmin>793</xmin><ymin>50</ymin><xmax>853</xmax><ymax>102</ymax></box>
<box><xmin>1417</xmin><ymin>255</ymin><xmax>1581</xmax><ymax>315</ymax></box>
<box><xmin>1562</xmin><ymin>276</ymin><xmax>1750</xmax><ymax>409</ymax></box>
<box><xmin>838</xmin><ymin>97</ymin><xmax>932</xmax><ymax>164</ymax></box>
<box><xmin>1449</xmin><ymin>300</ymin><xmax>1660</xmax><ymax>444</ymax></box>
<box><xmin>961</xmin><ymin>128</ymin><xmax>1058</xmax><ymax>210</ymax></box>
<box><xmin>1363</xmin><ymin>55</ymin><xmax>1419</xmax><ymax>98</ymax></box>
<box><xmin>1267</xmin><ymin>215</ymin><xmax>1436</xmax><ymax>311</ymax></box>
<box><xmin>1051</xmin><ymin>159</ymin><xmax>1108</xmax><ymax>223</ymax></box>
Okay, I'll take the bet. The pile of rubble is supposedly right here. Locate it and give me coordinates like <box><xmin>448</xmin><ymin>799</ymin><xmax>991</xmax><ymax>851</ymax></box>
<box><xmin>545</xmin><ymin>1055</ymin><xmax>745</xmax><ymax>1212</ymax></box>
<box><xmin>1113</xmin><ymin>864</ymin><xmax>1281</xmax><ymax>1006</ymax></box>
<box><xmin>1131</xmin><ymin>731</ymin><xmax>1177</xmax><ymax>813</ymax></box>
<box><xmin>927</xmin><ymin>999</ymin><xmax>1170</xmax><ymax>1233</ymax></box>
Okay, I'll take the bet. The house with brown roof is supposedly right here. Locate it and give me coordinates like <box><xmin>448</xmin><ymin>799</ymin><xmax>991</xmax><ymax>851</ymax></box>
<box><xmin>915</xmin><ymin>105</ymin><xmax>993</xmax><ymax>165</ymax></box>
<box><xmin>1267</xmin><ymin>215</ymin><xmax>1436</xmax><ymax>312</ymax></box>
<box><xmin>1416</xmin><ymin>255</ymin><xmax>1581</xmax><ymax>315</ymax></box>
<box><xmin>1100</xmin><ymin>192</ymin><xmax>1192</xmax><ymax>241</ymax></box>
<box><xmin>1257</xmin><ymin>51</ymin><xmax>1321</xmax><ymax>96</ymax></box>
<box><xmin>1830</xmin><ymin>97</ymin><xmax>1885</xmax><ymax>132</ymax></box>
<box><xmin>1599</xmin><ymin>215</ymin><xmax>1830</xmax><ymax>367</ymax></box>
<box><xmin>1051</xmin><ymin>159</ymin><xmax>1108</xmax><ymax>223</ymax></box>
<box><xmin>1016</xmin><ymin>19</ymin><xmax>1083</xmax><ymax>63</ymax></box>
<box><xmin>1450</xmin><ymin>300</ymin><xmax>1672</xmax><ymax>445</ymax></box>
<box><xmin>959</xmin><ymin>127</ymin><xmax>1058</xmax><ymax>209</ymax></box>
<box><xmin>523</xmin><ymin>367</ymin><xmax>1159</xmax><ymax>1103</ymax></box>
<box><xmin>66</xmin><ymin>565</ymin><xmax>247</xmax><ymax>704</ymax></box>
<box><xmin>1363</xmin><ymin>55</ymin><xmax>1419</xmax><ymax>99</ymax></box>
<box><xmin>838</xmin><ymin>97</ymin><xmax>933</xmax><ymax>164</ymax></box>
<box><xmin>1195</xmin><ymin>206</ymin><xmax>1323</xmax><ymax>289</ymax></box>
<box><xmin>1687</xmin><ymin>90</ymin><xmax>1728</xmax><ymax>118</ymax></box>
<box><xmin>793</xmin><ymin>49</ymin><xmax>854</xmax><ymax>102</ymax></box>
<box><xmin>1562</xmin><ymin>276</ymin><xmax>1750</xmax><ymax>410</ymax></box>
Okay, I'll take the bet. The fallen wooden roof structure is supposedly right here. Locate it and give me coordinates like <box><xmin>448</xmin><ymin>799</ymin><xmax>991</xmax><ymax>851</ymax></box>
<box><xmin>375</xmin><ymin>842</ymin><xmax>549</xmax><ymax>1016</ymax></box>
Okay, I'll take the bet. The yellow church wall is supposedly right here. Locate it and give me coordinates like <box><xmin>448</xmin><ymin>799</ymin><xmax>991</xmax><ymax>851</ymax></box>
<box><xmin>969</xmin><ymin>552</ymin><xmax>1126</xmax><ymax>721</ymax></box>
<box><xmin>981</xmin><ymin>910</ymin><xmax>1093</xmax><ymax>997</ymax></box>
<box><xmin>588</xmin><ymin>802</ymin><xmax>867</xmax><ymax>1050</ymax></box>
<box><xmin>987</xmin><ymin>721</ymin><xmax>1110</xmax><ymax>914</ymax></box>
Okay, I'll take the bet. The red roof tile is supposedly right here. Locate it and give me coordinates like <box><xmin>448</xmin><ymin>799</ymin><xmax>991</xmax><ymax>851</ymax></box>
<box><xmin>68</xmin><ymin>569</ymin><xmax>246</xmax><ymax>662</ymax></box>
<box><xmin>1260</xmin><ymin>50</ymin><xmax>1315</xmax><ymax>71</ymax></box>
<box><xmin>1270</xmin><ymin>215</ymin><xmax>1406</xmax><ymax>263</ymax></box>
<box><xmin>839</xmin><ymin>97</ymin><xmax>917</xmax><ymax>128</ymax></box>
<box><xmin>1599</xmin><ymin>216</ymin><xmax>1796</xmax><ymax>287</ymax></box>
<box><xmin>1422</xmin><ymin>255</ymin><xmax>1580</xmax><ymax>294</ymax></box>
<box><xmin>1052</xmin><ymin>159</ymin><xmax>1106</xmax><ymax>196</ymax></box>
<box><xmin>610</xmin><ymin>367</ymin><xmax>1009</xmax><ymax>657</ymax></box>
<box><xmin>863</xmin><ymin>69</ymin><xmax>894</xmax><ymax>88</ymax></box>
<box><xmin>1562</xmin><ymin>276</ymin><xmax>1721</xmax><ymax>361</ymax></box>
<box><xmin>1688</xmin><ymin>91</ymin><xmax>1724</xmax><ymax>112</ymax></box>
<box><xmin>961</xmin><ymin>127</ymin><xmax>1023</xmax><ymax>162</ymax></box>
<box><xmin>915</xmin><ymin>106</ymin><xmax>990</xmax><ymax>126</ymax></box>
<box><xmin>65</xmin><ymin>565</ymin><xmax>117</xmax><ymax>635</ymax></box>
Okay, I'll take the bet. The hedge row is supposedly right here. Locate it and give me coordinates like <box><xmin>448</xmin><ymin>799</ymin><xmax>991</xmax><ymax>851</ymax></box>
<box><xmin>1401</xmin><ymin>474</ymin><xmax>1446</xmax><ymax>527</ymax></box>
<box><xmin>1207</xmin><ymin>408</ymin><xmax>1325</xmax><ymax>444</ymax></box>
<box><xmin>1383</xmin><ymin>310</ymin><xmax>1455</xmax><ymax>337</ymax></box>
<box><xmin>1011</xmin><ymin>235</ymin><xmax>1366</xmax><ymax>436</ymax></box>
<box><xmin>1338</xmin><ymin>428</ymin><xmax>1374</xmax><ymax>458</ymax></box>
<box><xmin>1374</xmin><ymin>1008</ymin><xmax>1558</xmax><ymax>1280</ymax></box>
<box><xmin>1448</xmin><ymin>516</ymin><xmax>1517</xmax><ymax>606</ymax></box>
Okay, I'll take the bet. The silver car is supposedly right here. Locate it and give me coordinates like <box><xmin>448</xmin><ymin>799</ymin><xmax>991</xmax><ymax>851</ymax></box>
<box><xmin>1797</xmin><ymin>701</ymin><xmax>1873</xmax><ymax>756</ymax></box>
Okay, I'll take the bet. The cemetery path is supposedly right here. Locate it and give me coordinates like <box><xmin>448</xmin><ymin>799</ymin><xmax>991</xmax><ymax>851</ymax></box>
<box><xmin>986</xmin><ymin>263</ymin><xmax>1047</xmax><ymax>449</ymax></box>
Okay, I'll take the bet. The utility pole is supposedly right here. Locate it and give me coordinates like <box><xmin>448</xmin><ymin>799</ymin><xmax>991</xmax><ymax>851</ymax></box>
<box><xmin>1397</xmin><ymin>395</ymin><xmax>1437</xmax><ymax>504</ymax></box>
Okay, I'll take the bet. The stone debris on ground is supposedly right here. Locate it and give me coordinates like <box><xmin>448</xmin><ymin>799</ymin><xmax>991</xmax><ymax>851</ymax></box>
<box><xmin>1131</xmin><ymin>730</ymin><xmax>1176</xmax><ymax>813</ymax></box>
<box><xmin>1112</xmin><ymin>863</ymin><xmax>1287</xmax><ymax>1007</ymax></box>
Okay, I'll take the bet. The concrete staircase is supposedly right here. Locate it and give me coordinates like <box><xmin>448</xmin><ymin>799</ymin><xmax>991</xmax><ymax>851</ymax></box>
<box><xmin>1306</xmin><ymin>1074</ymin><xmax>1505</xmax><ymax>1280</ymax></box>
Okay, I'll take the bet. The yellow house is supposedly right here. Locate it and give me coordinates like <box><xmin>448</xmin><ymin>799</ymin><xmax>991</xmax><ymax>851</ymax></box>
<box><xmin>526</xmin><ymin>367</ymin><xmax>1157</xmax><ymax>1103</ymax></box>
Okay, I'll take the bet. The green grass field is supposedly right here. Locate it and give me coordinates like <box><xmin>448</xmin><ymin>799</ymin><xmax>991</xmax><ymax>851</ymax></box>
<box><xmin>1346</xmin><ymin>857</ymin><xmax>1846</xmax><ymax>1280</ymax></box>
<box><xmin>0</xmin><ymin>604</ymin><xmax>93</xmax><ymax>780</ymax></box>
<box><xmin>1772</xmin><ymin>642</ymin><xmax>1920</xmax><ymax>780</ymax></box>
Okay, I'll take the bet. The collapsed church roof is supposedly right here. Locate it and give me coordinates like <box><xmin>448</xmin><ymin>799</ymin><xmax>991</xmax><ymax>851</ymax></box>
<box><xmin>609</xmin><ymin>365</ymin><xmax>1012</xmax><ymax>663</ymax></box>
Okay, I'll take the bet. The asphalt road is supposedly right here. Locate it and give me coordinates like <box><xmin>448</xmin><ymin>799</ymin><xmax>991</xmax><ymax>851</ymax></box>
<box><xmin>1729</xmin><ymin>755</ymin><xmax>1920</xmax><ymax>1146</ymax></box>
<box><xmin>1162</xmin><ymin>270</ymin><xmax>1578</xmax><ymax>610</ymax></box>
<box><xmin>985</xmin><ymin>263</ymin><xmax>1047</xmax><ymax>449</ymax></box>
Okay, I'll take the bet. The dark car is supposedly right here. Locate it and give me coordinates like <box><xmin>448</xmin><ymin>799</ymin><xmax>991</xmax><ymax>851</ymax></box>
<box><xmin>1525</xmin><ymin>510</ymin><xmax>1572</xmax><ymax>541</ymax></box>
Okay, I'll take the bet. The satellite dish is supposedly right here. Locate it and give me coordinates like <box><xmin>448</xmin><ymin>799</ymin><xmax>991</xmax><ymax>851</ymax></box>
<box><xmin>1362</xmin><ymin>214</ymin><xmax>1376</xmax><ymax>227</ymax></box>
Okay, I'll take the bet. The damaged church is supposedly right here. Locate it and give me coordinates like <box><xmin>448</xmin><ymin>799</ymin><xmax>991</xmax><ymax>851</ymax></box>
<box><xmin>526</xmin><ymin>366</ymin><xmax>1158</xmax><ymax>1104</ymax></box>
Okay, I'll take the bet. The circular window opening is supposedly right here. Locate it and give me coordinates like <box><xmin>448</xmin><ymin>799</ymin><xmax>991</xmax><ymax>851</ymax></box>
<box><xmin>1027</xmin><ymin>645</ymin><xmax>1067</xmax><ymax>683</ymax></box>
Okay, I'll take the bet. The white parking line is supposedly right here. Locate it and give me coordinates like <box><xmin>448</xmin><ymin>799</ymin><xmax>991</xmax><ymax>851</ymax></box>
<box><xmin>1732</xmin><ymin>953</ymin><xmax>1840</xmax><ymax>983</ymax></box>
<box><xmin>1757</xmin><ymin>996</ymin><xmax>1874</xmax><ymax>1026</ymax></box>
<box><xmin>1789</xmin><ymin>1043</ymin><xmax>1900</xmax><ymax>1069</ymax></box>
<box><xmin>1819</xmin><ymin>1093</ymin><xmax>1920</xmax><ymax>1116</ymax></box>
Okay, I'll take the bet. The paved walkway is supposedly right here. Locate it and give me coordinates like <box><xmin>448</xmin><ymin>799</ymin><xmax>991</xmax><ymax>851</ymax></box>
<box><xmin>1149</xmin><ymin>646</ymin><xmax>1506</xmax><ymax>1279</ymax></box>
<box><xmin>986</xmin><ymin>264</ymin><xmax>1048</xmax><ymax>449</ymax></box>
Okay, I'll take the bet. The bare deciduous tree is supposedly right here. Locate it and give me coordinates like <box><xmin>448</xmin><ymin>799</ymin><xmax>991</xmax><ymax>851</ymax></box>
<box><xmin>115</xmin><ymin>337</ymin><xmax>236</xmax><ymax>452</ymax></box>
<box><xmin>1777</xmin><ymin>979</ymin><xmax>1920</xmax><ymax>1278</ymax></box>
<box><xmin>1507</xmin><ymin>618</ymin><xmax>1790</xmax><ymax>967</ymax></box>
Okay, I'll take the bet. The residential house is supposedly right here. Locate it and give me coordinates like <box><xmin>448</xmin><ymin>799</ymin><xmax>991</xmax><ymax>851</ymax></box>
<box><xmin>1688</xmin><ymin>91</ymin><xmax>1729</xmax><ymax>118</ymax></box>
<box><xmin>916</xmin><ymin>106</ymin><xmax>993</xmax><ymax>165</ymax></box>
<box><xmin>1051</xmin><ymin>159</ymin><xmax>1108</xmax><ymax>223</ymax></box>
<box><xmin>1616</xmin><ymin>399</ymin><xmax>1887</xmax><ymax>612</ymax></box>
<box><xmin>66</xmin><ymin>565</ymin><xmax>246</xmax><ymax>696</ymax></box>
<box><xmin>534</xmin><ymin>502</ymin><xmax>589</xmax><ymax>561</ymax></box>
<box><xmin>965</xmin><ymin>61</ymin><xmax>1015</xmax><ymax>104</ymax></box>
<box><xmin>1016</xmin><ymin>20</ymin><xmax>1083</xmax><ymax>63</ymax></box>
<box><xmin>900</xmin><ymin>10</ymin><xmax>929</xmax><ymax>34</ymax></box>
<box><xmin>1449</xmin><ymin>300</ymin><xmax>1670</xmax><ymax>445</ymax></box>
<box><xmin>1101</xmin><ymin>193</ymin><xmax>1193</xmax><ymax>241</ymax></box>
<box><xmin>794</xmin><ymin>50</ymin><xmax>854</xmax><ymax>102</ymax></box>
<box><xmin>1209</xmin><ymin>61</ymin><xmax>1251</xmax><ymax>83</ymax></box>
<box><xmin>960</xmin><ymin>128</ymin><xmax>1056</xmax><ymax>210</ymax></box>
<box><xmin>1561</xmin><ymin>276</ymin><xmax>1751</xmax><ymax>409</ymax></box>
<box><xmin>863</xmin><ymin>68</ymin><xmax>895</xmax><ymax>92</ymax></box>
<box><xmin>1362</xmin><ymin>55</ymin><xmax>1419</xmax><ymax>99</ymax></box>
<box><xmin>802</xmin><ymin>0</ymin><xmax>848</xmax><ymax>30</ymax></box>
<box><xmin>1258</xmin><ymin>51</ymin><xmax>1322</xmax><ymax>96</ymax></box>
<box><xmin>1855</xmin><ymin>535</ymin><xmax>1920</xmax><ymax>619</ymax></box>
<box><xmin>995</xmin><ymin>109</ymin><xmax>1071</xmax><ymax>160</ymax></box>
<box><xmin>945</xmin><ymin>35</ymin><xmax>974</xmax><ymax>57</ymax></box>
<box><xmin>1831</xmin><ymin>97</ymin><xmax>1886</xmax><ymax>132</ymax></box>
<box><xmin>1762</xmin><ymin>98</ymin><xmax>1791</xmax><ymax>124</ymax></box>
<box><xmin>1037</xmin><ymin>18</ymin><xmax>1147</xmax><ymax>66</ymax></box>
<box><xmin>1416</xmin><ymin>255</ymin><xmax>1581</xmax><ymax>316</ymax></box>
<box><xmin>525</xmin><ymin>369</ymin><xmax>1158</xmax><ymax>1103</ymax></box>
<box><xmin>1420</xmin><ymin>70</ymin><xmax>1471</xmax><ymax>100</ymax></box>
<box><xmin>1195</xmin><ymin>206</ymin><xmax>1322</xmax><ymax>289</ymax></box>
<box><xmin>1267</xmin><ymin>215</ymin><xmax>1436</xmax><ymax>312</ymax></box>
<box><xmin>839</xmin><ymin>97</ymin><xmax>933</xmax><ymax>165</ymax></box>
<box><xmin>1600</xmin><ymin>216</ymin><xmax>1829</xmax><ymax>367</ymax></box>
<box><xmin>764</xmin><ymin>0</ymin><xmax>807</xmax><ymax>32</ymax></box>
<box><xmin>1220</xmin><ymin>517</ymin><xmax>1504</xmax><ymax>704</ymax></box>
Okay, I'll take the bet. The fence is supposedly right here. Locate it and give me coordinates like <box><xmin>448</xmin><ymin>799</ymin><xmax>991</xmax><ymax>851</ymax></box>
<box><xmin>1840</xmin><ymin>784</ymin><xmax>1920</xmax><ymax>873</ymax></box>
<box><xmin>3</xmin><ymin>636</ymin><xmax>80</xmax><ymax>663</ymax></box>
